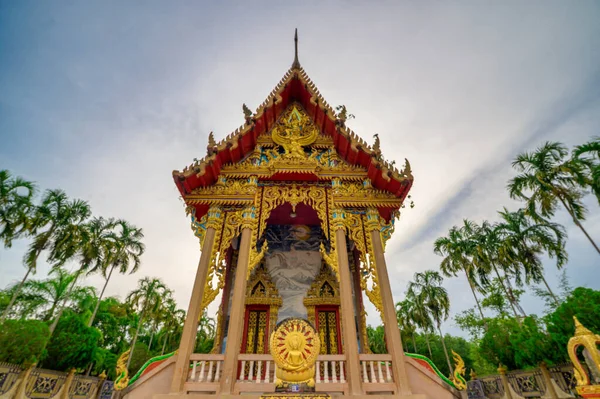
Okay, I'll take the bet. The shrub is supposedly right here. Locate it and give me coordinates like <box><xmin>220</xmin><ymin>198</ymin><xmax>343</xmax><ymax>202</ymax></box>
<box><xmin>43</xmin><ymin>312</ymin><xmax>100</xmax><ymax>371</ymax></box>
<box><xmin>0</xmin><ymin>319</ymin><xmax>50</xmax><ymax>364</ymax></box>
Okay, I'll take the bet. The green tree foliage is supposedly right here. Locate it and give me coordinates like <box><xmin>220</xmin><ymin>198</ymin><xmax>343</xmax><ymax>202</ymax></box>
<box><xmin>43</xmin><ymin>311</ymin><xmax>101</xmax><ymax>371</ymax></box>
<box><xmin>573</xmin><ymin>137</ymin><xmax>600</xmax><ymax>204</ymax></box>
<box><xmin>0</xmin><ymin>319</ymin><xmax>49</xmax><ymax>364</ymax></box>
<box><xmin>508</xmin><ymin>141</ymin><xmax>599</xmax><ymax>254</ymax></box>
<box><xmin>367</xmin><ymin>325</ymin><xmax>386</xmax><ymax>354</ymax></box>
<box><xmin>128</xmin><ymin>342</ymin><xmax>151</xmax><ymax>375</ymax></box>
<box><xmin>92</xmin><ymin>348</ymin><xmax>118</xmax><ymax>380</ymax></box>
<box><xmin>546</xmin><ymin>287</ymin><xmax>600</xmax><ymax>353</ymax></box>
<box><xmin>0</xmin><ymin>169</ymin><xmax>36</xmax><ymax>248</ymax></box>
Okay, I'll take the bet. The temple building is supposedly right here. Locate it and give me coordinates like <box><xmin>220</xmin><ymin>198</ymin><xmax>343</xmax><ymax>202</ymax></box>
<box><xmin>119</xmin><ymin>32</ymin><xmax>463</xmax><ymax>399</ymax></box>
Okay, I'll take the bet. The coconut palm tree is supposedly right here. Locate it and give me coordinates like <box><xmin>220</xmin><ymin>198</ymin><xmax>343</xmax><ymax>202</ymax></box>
<box><xmin>573</xmin><ymin>137</ymin><xmax>600</xmax><ymax>203</ymax></box>
<box><xmin>21</xmin><ymin>267</ymin><xmax>96</xmax><ymax>321</ymax></box>
<box><xmin>508</xmin><ymin>141</ymin><xmax>599</xmax><ymax>255</ymax></box>
<box><xmin>0</xmin><ymin>170</ymin><xmax>36</xmax><ymax>248</ymax></box>
<box><xmin>1</xmin><ymin>190</ymin><xmax>91</xmax><ymax>322</ymax></box>
<box><xmin>404</xmin><ymin>290</ymin><xmax>435</xmax><ymax>359</ymax></box>
<box><xmin>147</xmin><ymin>289</ymin><xmax>173</xmax><ymax>351</ymax></box>
<box><xmin>496</xmin><ymin>208</ymin><xmax>567</xmax><ymax>307</ymax></box>
<box><xmin>159</xmin><ymin>299</ymin><xmax>185</xmax><ymax>355</ymax></box>
<box><xmin>126</xmin><ymin>277</ymin><xmax>168</xmax><ymax>367</ymax></box>
<box><xmin>434</xmin><ymin>220</ymin><xmax>488</xmax><ymax>329</ymax></box>
<box><xmin>48</xmin><ymin>216</ymin><xmax>112</xmax><ymax>335</ymax></box>
<box><xmin>474</xmin><ymin>221</ymin><xmax>525</xmax><ymax>318</ymax></box>
<box><xmin>407</xmin><ymin>270</ymin><xmax>452</xmax><ymax>374</ymax></box>
<box><xmin>396</xmin><ymin>299</ymin><xmax>418</xmax><ymax>352</ymax></box>
<box><xmin>88</xmin><ymin>220</ymin><xmax>144</xmax><ymax>327</ymax></box>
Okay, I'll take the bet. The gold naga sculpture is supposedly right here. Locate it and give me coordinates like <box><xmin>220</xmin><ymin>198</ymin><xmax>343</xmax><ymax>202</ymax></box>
<box><xmin>114</xmin><ymin>349</ymin><xmax>131</xmax><ymax>391</ymax></box>
<box><xmin>567</xmin><ymin>316</ymin><xmax>600</xmax><ymax>398</ymax></box>
<box><xmin>450</xmin><ymin>350</ymin><xmax>467</xmax><ymax>390</ymax></box>
<box><xmin>270</xmin><ymin>318</ymin><xmax>321</xmax><ymax>389</ymax></box>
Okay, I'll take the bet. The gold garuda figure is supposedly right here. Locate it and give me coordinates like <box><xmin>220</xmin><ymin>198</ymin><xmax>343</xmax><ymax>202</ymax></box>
<box><xmin>271</xmin><ymin>105</ymin><xmax>318</xmax><ymax>159</ymax></box>
<box><xmin>270</xmin><ymin>318</ymin><xmax>320</xmax><ymax>389</ymax></box>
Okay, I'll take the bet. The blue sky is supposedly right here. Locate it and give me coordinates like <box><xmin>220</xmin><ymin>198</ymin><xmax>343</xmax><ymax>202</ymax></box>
<box><xmin>1</xmin><ymin>1</ymin><xmax>600</xmax><ymax>337</ymax></box>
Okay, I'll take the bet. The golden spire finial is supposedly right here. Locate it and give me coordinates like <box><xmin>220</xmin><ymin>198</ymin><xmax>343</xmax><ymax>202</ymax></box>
<box><xmin>573</xmin><ymin>316</ymin><xmax>594</xmax><ymax>336</ymax></box>
<box><xmin>292</xmin><ymin>28</ymin><xmax>300</xmax><ymax>69</ymax></box>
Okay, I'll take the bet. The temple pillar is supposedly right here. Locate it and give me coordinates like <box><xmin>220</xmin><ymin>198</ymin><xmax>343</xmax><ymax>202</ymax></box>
<box><xmin>170</xmin><ymin>206</ymin><xmax>222</xmax><ymax>393</ymax></box>
<box><xmin>333</xmin><ymin>210</ymin><xmax>364</xmax><ymax>396</ymax></box>
<box><xmin>219</xmin><ymin>207</ymin><xmax>255</xmax><ymax>395</ymax></box>
<box><xmin>367</xmin><ymin>208</ymin><xmax>412</xmax><ymax>396</ymax></box>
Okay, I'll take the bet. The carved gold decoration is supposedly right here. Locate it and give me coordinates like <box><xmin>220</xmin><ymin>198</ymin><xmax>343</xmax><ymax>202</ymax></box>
<box><xmin>219</xmin><ymin>104</ymin><xmax>370</xmax><ymax>181</ymax></box>
<box><xmin>568</xmin><ymin>316</ymin><xmax>600</xmax><ymax>396</ymax></box>
<box><xmin>242</xmin><ymin>204</ymin><xmax>268</xmax><ymax>278</ymax></box>
<box><xmin>304</xmin><ymin>262</ymin><xmax>340</xmax><ymax>325</ymax></box>
<box><xmin>187</xmin><ymin>176</ymin><xmax>258</xmax><ymax>205</ymax></box>
<box><xmin>319</xmin><ymin>244</ymin><xmax>339</xmax><ymax>280</ymax></box>
<box><xmin>257</xmin><ymin>184</ymin><xmax>330</xmax><ymax>241</ymax></box>
<box><xmin>272</xmin><ymin>104</ymin><xmax>319</xmax><ymax>158</ymax></box>
<box><xmin>190</xmin><ymin>209</ymin><xmax>207</xmax><ymax>248</ymax></box>
<box><xmin>201</xmin><ymin>207</ymin><xmax>243</xmax><ymax>314</ymax></box>
<box><xmin>343</xmin><ymin>210</ymin><xmax>384</xmax><ymax>319</ymax></box>
<box><xmin>270</xmin><ymin>318</ymin><xmax>320</xmax><ymax>388</ymax></box>
<box><xmin>246</xmin><ymin>263</ymin><xmax>283</xmax><ymax>334</ymax></box>
<box><xmin>380</xmin><ymin>210</ymin><xmax>399</xmax><ymax>251</ymax></box>
<box><xmin>359</xmin><ymin>309</ymin><xmax>371</xmax><ymax>354</ymax></box>
<box><xmin>114</xmin><ymin>349</ymin><xmax>131</xmax><ymax>390</ymax></box>
<box><xmin>451</xmin><ymin>350</ymin><xmax>467</xmax><ymax>390</ymax></box>
<box><xmin>332</xmin><ymin>178</ymin><xmax>403</xmax><ymax>208</ymax></box>
<box><xmin>365</xmin><ymin>207</ymin><xmax>382</xmax><ymax>232</ymax></box>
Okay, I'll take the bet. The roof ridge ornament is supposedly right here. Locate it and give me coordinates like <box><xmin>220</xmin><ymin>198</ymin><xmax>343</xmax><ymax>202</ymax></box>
<box><xmin>291</xmin><ymin>28</ymin><xmax>300</xmax><ymax>69</ymax></box>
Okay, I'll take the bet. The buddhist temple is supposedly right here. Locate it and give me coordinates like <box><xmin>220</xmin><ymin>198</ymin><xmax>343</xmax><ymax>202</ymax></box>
<box><xmin>118</xmin><ymin>31</ymin><xmax>463</xmax><ymax>399</ymax></box>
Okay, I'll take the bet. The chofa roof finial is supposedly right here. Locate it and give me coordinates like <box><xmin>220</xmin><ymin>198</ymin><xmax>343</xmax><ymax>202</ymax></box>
<box><xmin>292</xmin><ymin>28</ymin><xmax>300</xmax><ymax>69</ymax></box>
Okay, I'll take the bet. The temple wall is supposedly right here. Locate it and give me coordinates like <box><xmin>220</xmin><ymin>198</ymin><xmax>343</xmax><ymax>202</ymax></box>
<box><xmin>404</xmin><ymin>357</ymin><xmax>461</xmax><ymax>399</ymax></box>
<box><xmin>122</xmin><ymin>357</ymin><xmax>175</xmax><ymax>399</ymax></box>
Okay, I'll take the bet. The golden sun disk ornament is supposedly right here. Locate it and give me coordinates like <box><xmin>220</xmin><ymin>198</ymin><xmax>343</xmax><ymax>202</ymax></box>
<box><xmin>270</xmin><ymin>318</ymin><xmax>320</xmax><ymax>389</ymax></box>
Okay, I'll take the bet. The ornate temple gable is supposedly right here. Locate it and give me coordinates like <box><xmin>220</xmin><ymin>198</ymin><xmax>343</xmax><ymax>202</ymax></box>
<box><xmin>219</xmin><ymin>103</ymin><xmax>371</xmax><ymax>181</ymax></box>
<box><xmin>172</xmin><ymin>44</ymin><xmax>414</xmax><ymax>202</ymax></box>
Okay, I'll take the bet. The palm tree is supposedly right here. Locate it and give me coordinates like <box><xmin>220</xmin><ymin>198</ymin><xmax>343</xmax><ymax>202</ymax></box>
<box><xmin>496</xmin><ymin>208</ymin><xmax>567</xmax><ymax>307</ymax></box>
<box><xmin>88</xmin><ymin>220</ymin><xmax>144</xmax><ymax>327</ymax></box>
<box><xmin>573</xmin><ymin>137</ymin><xmax>600</xmax><ymax>204</ymax></box>
<box><xmin>408</xmin><ymin>270</ymin><xmax>453</xmax><ymax>374</ymax></box>
<box><xmin>159</xmin><ymin>299</ymin><xmax>185</xmax><ymax>355</ymax></box>
<box><xmin>396</xmin><ymin>299</ymin><xmax>418</xmax><ymax>352</ymax></box>
<box><xmin>1</xmin><ymin>190</ymin><xmax>91</xmax><ymax>322</ymax></box>
<box><xmin>0</xmin><ymin>170</ymin><xmax>36</xmax><ymax>248</ymax></box>
<box><xmin>21</xmin><ymin>267</ymin><xmax>96</xmax><ymax>321</ymax></box>
<box><xmin>474</xmin><ymin>221</ymin><xmax>525</xmax><ymax>318</ymax></box>
<box><xmin>508</xmin><ymin>141</ymin><xmax>599</xmax><ymax>255</ymax></box>
<box><xmin>404</xmin><ymin>290</ymin><xmax>435</xmax><ymax>359</ymax></box>
<box><xmin>434</xmin><ymin>220</ymin><xmax>488</xmax><ymax>329</ymax></box>
<box><xmin>48</xmin><ymin>216</ymin><xmax>111</xmax><ymax>335</ymax></box>
<box><xmin>148</xmin><ymin>289</ymin><xmax>173</xmax><ymax>351</ymax></box>
<box><xmin>126</xmin><ymin>277</ymin><xmax>168</xmax><ymax>367</ymax></box>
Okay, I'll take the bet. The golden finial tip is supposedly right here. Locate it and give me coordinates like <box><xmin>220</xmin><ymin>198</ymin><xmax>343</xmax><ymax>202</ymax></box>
<box><xmin>292</xmin><ymin>28</ymin><xmax>300</xmax><ymax>69</ymax></box>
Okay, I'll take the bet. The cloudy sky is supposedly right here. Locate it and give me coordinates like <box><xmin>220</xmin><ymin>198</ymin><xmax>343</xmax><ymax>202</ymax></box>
<box><xmin>1</xmin><ymin>1</ymin><xmax>600</xmax><ymax>337</ymax></box>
